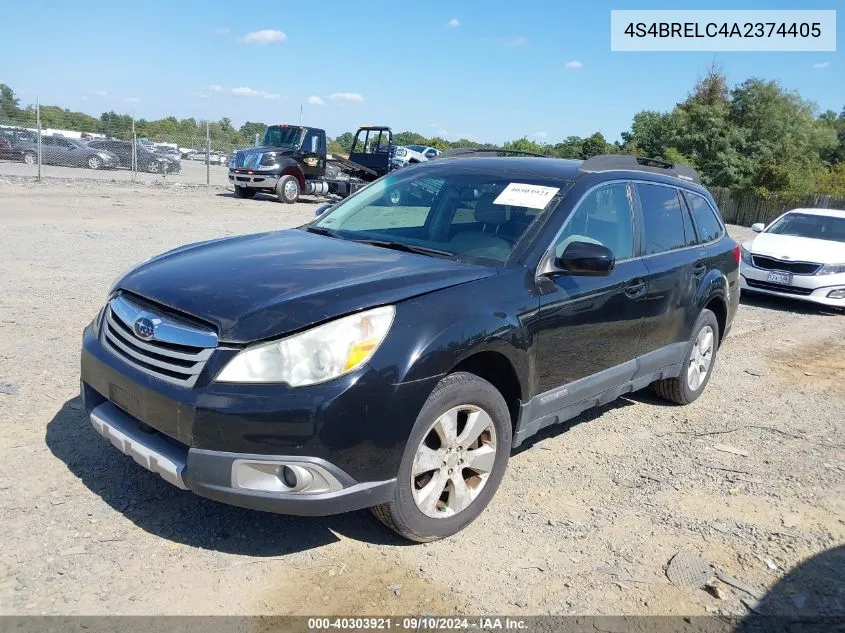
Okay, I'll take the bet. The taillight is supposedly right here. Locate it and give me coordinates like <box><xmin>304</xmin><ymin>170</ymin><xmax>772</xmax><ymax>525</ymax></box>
<box><xmin>733</xmin><ymin>244</ymin><xmax>741</xmax><ymax>264</ymax></box>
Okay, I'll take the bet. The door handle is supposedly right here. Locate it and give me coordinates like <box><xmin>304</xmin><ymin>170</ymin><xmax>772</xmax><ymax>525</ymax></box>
<box><xmin>693</xmin><ymin>263</ymin><xmax>707</xmax><ymax>278</ymax></box>
<box><xmin>624</xmin><ymin>278</ymin><xmax>646</xmax><ymax>298</ymax></box>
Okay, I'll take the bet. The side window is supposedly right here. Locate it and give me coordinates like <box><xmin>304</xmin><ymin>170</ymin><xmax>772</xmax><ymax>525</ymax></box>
<box><xmin>680</xmin><ymin>200</ymin><xmax>698</xmax><ymax>246</ymax></box>
<box><xmin>553</xmin><ymin>183</ymin><xmax>634</xmax><ymax>260</ymax></box>
<box><xmin>304</xmin><ymin>131</ymin><xmax>321</xmax><ymax>154</ymax></box>
<box><xmin>637</xmin><ymin>184</ymin><xmax>688</xmax><ymax>255</ymax></box>
<box><xmin>684</xmin><ymin>191</ymin><xmax>724</xmax><ymax>243</ymax></box>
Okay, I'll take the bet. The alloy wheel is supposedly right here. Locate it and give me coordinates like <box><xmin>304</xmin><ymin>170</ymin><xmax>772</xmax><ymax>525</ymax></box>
<box><xmin>687</xmin><ymin>325</ymin><xmax>714</xmax><ymax>391</ymax></box>
<box><xmin>411</xmin><ymin>404</ymin><xmax>497</xmax><ymax>519</ymax></box>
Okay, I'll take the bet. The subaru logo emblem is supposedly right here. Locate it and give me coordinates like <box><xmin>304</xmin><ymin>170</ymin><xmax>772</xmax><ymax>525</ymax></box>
<box><xmin>134</xmin><ymin>317</ymin><xmax>155</xmax><ymax>341</ymax></box>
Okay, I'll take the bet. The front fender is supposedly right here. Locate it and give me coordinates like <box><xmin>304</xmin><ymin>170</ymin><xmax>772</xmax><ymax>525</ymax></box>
<box><xmin>277</xmin><ymin>158</ymin><xmax>306</xmax><ymax>189</ymax></box>
<box><xmin>367</xmin><ymin>270</ymin><xmax>537</xmax><ymax>402</ymax></box>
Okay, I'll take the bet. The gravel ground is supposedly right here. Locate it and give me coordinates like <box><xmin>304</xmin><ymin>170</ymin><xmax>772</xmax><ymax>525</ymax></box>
<box><xmin>0</xmin><ymin>179</ymin><xmax>843</xmax><ymax>617</ymax></box>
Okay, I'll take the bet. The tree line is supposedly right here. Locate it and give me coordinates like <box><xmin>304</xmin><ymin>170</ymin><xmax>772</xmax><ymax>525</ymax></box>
<box><xmin>2</xmin><ymin>68</ymin><xmax>843</xmax><ymax>195</ymax></box>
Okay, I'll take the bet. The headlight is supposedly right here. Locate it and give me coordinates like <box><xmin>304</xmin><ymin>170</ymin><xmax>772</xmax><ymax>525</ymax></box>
<box><xmin>216</xmin><ymin>306</ymin><xmax>395</xmax><ymax>385</ymax></box>
<box><xmin>740</xmin><ymin>244</ymin><xmax>753</xmax><ymax>264</ymax></box>
<box><xmin>817</xmin><ymin>263</ymin><xmax>845</xmax><ymax>275</ymax></box>
<box><xmin>396</xmin><ymin>148</ymin><xmax>407</xmax><ymax>157</ymax></box>
<box><xmin>98</xmin><ymin>152</ymin><xmax>112</xmax><ymax>160</ymax></box>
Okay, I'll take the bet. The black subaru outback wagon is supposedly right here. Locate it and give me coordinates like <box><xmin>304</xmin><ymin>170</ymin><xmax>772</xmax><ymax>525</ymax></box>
<box><xmin>80</xmin><ymin>152</ymin><xmax>740</xmax><ymax>541</ymax></box>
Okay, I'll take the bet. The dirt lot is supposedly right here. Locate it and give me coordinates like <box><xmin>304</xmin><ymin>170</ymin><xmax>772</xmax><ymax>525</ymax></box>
<box><xmin>0</xmin><ymin>179</ymin><xmax>843</xmax><ymax>617</ymax></box>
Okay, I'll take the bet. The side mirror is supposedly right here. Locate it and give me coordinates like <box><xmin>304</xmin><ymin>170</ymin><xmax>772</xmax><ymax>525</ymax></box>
<box><xmin>751</xmin><ymin>223</ymin><xmax>765</xmax><ymax>233</ymax></box>
<box><xmin>555</xmin><ymin>241</ymin><xmax>615</xmax><ymax>276</ymax></box>
<box><xmin>314</xmin><ymin>203</ymin><xmax>333</xmax><ymax>218</ymax></box>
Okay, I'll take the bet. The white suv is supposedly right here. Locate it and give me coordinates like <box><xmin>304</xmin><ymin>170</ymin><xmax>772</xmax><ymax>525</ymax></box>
<box><xmin>740</xmin><ymin>208</ymin><xmax>845</xmax><ymax>308</ymax></box>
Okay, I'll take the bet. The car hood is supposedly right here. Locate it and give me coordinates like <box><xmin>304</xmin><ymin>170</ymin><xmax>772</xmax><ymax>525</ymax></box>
<box><xmin>749</xmin><ymin>232</ymin><xmax>845</xmax><ymax>264</ymax></box>
<box><xmin>115</xmin><ymin>229</ymin><xmax>496</xmax><ymax>343</ymax></box>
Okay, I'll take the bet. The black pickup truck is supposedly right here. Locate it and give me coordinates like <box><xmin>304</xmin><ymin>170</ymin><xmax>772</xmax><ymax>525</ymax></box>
<box><xmin>229</xmin><ymin>124</ymin><xmax>396</xmax><ymax>203</ymax></box>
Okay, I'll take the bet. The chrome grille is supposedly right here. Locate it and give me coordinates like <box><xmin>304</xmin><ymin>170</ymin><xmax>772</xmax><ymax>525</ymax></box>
<box><xmin>101</xmin><ymin>295</ymin><xmax>217</xmax><ymax>387</ymax></box>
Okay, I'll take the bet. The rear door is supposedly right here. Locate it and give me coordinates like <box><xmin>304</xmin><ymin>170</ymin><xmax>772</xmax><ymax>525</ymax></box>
<box><xmin>634</xmin><ymin>182</ymin><xmax>704</xmax><ymax>365</ymax></box>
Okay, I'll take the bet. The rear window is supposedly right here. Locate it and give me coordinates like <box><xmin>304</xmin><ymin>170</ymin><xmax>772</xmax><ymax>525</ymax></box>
<box><xmin>684</xmin><ymin>191</ymin><xmax>724</xmax><ymax>243</ymax></box>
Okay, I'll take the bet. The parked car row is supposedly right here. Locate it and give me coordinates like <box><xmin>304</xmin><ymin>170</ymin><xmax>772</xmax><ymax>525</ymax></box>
<box><xmin>0</xmin><ymin>128</ymin><xmax>182</xmax><ymax>173</ymax></box>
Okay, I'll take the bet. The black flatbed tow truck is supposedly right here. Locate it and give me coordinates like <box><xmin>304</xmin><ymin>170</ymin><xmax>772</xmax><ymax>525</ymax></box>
<box><xmin>228</xmin><ymin>124</ymin><xmax>396</xmax><ymax>203</ymax></box>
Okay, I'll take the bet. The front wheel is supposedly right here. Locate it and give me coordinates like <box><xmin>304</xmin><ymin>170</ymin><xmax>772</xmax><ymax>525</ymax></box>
<box><xmin>371</xmin><ymin>372</ymin><xmax>512</xmax><ymax>542</ymax></box>
<box><xmin>146</xmin><ymin>162</ymin><xmax>160</xmax><ymax>174</ymax></box>
<box><xmin>23</xmin><ymin>152</ymin><xmax>36</xmax><ymax>165</ymax></box>
<box><xmin>276</xmin><ymin>175</ymin><xmax>300</xmax><ymax>204</ymax></box>
<box><xmin>87</xmin><ymin>155</ymin><xmax>102</xmax><ymax>170</ymax></box>
<box><xmin>653</xmin><ymin>308</ymin><xmax>720</xmax><ymax>405</ymax></box>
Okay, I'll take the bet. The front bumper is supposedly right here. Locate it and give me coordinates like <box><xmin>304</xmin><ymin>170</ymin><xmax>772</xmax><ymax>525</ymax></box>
<box><xmin>86</xmin><ymin>399</ymin><xmax>395</xmax><ymax>515</ymax></box>
<box><xmin>740</xmin><ymin>263</ymin><xmax>845</xmax><ymax>307</ymax></box>
<box><xmin>80</xmin><ymin>323</ymin><xmax>439</xmax><ymax>515</ymax></box>
<box><xmin>228</xmin><ymin>170</ymin><xmax>280</xmax><ymax>189</ymax></box>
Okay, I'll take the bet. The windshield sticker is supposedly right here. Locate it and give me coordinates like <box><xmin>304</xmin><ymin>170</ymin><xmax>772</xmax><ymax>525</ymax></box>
<box><xmin>493</xmin><ymin>183</ymin><xmax>560</xmax><ymax>209</ymax></box>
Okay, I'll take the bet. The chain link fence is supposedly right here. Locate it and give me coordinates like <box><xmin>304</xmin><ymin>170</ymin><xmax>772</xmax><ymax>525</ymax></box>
<box><xmin>0</xmin><ymin>106</ymin><xmax>260</xmax><ymax>187</ymax></box>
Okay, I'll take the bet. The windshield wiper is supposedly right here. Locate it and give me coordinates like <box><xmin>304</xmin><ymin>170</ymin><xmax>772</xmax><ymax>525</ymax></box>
<box><xmin>302</xmin><ymin>225</ymin><xmax>341</xmax><ymax>238</ymax></box>
<box><xmin>353</xmin><ymin>239</ymin><xmax>457</xmax><ymax>259</ymax></box>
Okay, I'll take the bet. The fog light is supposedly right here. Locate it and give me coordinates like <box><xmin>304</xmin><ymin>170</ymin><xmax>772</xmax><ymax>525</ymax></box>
<box><xmin>281</xmin><ymin>465</ymin><xmax>297</xmax><ymax>488</ymax></box>
<box><xmin>231</xmin><ymin>459</ymin><xmax>342</xmax><ymax>494</ymax></box>
<box><xmin>827</xmin><ymin>289</ymin><xmax>845</xmax><ymax>299</ymax></box>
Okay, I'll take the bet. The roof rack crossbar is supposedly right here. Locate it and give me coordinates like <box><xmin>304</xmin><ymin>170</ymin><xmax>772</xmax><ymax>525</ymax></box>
<box><xmin>434</xmin><ymin>147</ymin><xmax>548</xmax><ymax>159</ymax></box>
<box><xmin>579</xmin><ymin>154</ymin><xmax>701</xmax><ymax>184</ymax></box>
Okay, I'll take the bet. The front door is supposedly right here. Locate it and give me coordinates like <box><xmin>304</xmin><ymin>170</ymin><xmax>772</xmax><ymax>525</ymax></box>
<box><xmin>533</xmin><ymin>182</ymin><xmax>647</xmax><ymax>416</ymax></box>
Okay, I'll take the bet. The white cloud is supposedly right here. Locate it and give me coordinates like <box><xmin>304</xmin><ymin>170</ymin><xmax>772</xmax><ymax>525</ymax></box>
<box><xmin>81</xmin><ymin>96</ymin><xmax>89</xmax><ymax>102</ymax></box>
<box><xmin>307</xmin><ymin>95</ymin><xmax>326</xmax><ymax>105</ymax></box>
<box><xmin>229</xmin><ymin>86</ymin><xmax>280</xmax><ymax>99</ymax></box>
<box><xmin>329</xmin><ymin>92</ymin><xmax>365</xmax><ymax>103</ymax></box>
<box><xmin>241</xmin><ymin>29</ymin><xmax>286</xmax><ymax>44</ymax></box>
<box><xmin>208</xmin><ymin>84</ymin><xmax>224</xmax><ymax>92</ymax></box>
<box><xmin>535</xmin><ymin>132</ymin><xmax>548</xmax><ymax>138</ymax></box>
<box><xmin>565</xmin><ymin>60</ymin><xmax>583</xmax><ymax>69</ymax></box>
<box><xmin>213</xmin><ymin>27</ymin><xmax>230</xmax><ymax>36</ymax></box>
<box><xmin>812</xmin><ymin>62</ymin><xmax>831</xmax><ymax>69</ymax></box>
<box><xmin>124</xmin><ymin>97</ymin><xmax>140</xmax><ymax>103</ymax></box>
<box><xmin>446</xmin><ymin>18</ymin><xmax>460</xmax><ymax>28</ymax></box>
<box><xmin>92</xmin><ymin>90</ymin><xmax>107</xmax><ymax>97</ymax></box>
<box><xmin>231</xmin><ymin>86</ymin><xmax>260</xmax><ymax>96</ymax></box>
<box><xmin>438</xmin><ymin>130</ymin><xmax>449</xmax><ymax>137</ymax></box>
<box><xmin>192</xmin><ymin>93</ymin><xmax>209</xmax><ymax>100</ymax></box>
<box><xmin>503</xmin><ymin>36</ymin><xmax>526</xmax><ymax>47</ymax></box>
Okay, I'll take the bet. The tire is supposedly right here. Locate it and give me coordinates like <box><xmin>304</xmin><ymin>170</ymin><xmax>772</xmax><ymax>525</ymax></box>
<box><xmin>371</xmin><ymin>372</ymin><xmax>512</xmax><ymax>542</ymax></box>
<box><xmin>653</xmin><ymin>309</ymin><xmax>720</xmax><ymax>405</ymax></box>
<box><xmin>87</xmin><ymin>155</ymin><xmax>102</xmax><ymax>170</ymax></box>
<box><xmin>234</xmin><ymin>186</ymin><xmax>256</xmax><ymax>199</ymax></box>
<box><xmin>146</xmin><ymin>162</ymin><xmax>160</xmax><ymax>174</ymax></box>
<box><xmin>275</xmin><ymin>175</ymin><xmax>300</xmax><ymax>204</ymax></box>
<box><xmin>23</xmin><ymin>152</ymin><xmax>36</xmax><ymax>166</ymax></box>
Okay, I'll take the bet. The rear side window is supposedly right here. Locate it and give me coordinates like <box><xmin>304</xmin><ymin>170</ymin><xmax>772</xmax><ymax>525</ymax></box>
<box><xmin>684</xmin><ymin>191</ymin><xmax>724</xmax><ymax>243</ymax></box>
<box><xmin>637</xmin><ymin>184</ymin><xmax>688</xmax><ymax>255</ymax></box>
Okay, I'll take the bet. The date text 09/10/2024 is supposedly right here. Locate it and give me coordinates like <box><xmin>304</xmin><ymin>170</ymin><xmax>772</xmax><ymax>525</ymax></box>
<box><xmin>307</xmin><ymin>617</ymin><xmax>527</xmax><ymax>630</ymax></box>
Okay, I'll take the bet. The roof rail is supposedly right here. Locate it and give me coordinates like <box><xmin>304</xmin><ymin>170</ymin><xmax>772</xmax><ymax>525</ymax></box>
<box><xmin>434</xmin><ymin>147</ymin><xmax>549</xmax><ymax>159</ymax></box>
<box><xmin>579</xmin><ymin>154</ymin><xmax>701</xmax><ymax>184</ymax></box>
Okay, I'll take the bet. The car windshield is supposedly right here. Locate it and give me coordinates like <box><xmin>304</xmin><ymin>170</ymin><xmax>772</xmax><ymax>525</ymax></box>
<box><xmin>261</xmin><ymin>126</ymin><xmax>303</xmax><ymax>148</ymax></box>
<box><xmin>407</xmin><ymin>145</ymin><xmax>426</xmax><ymax>152</ymax></box>
<box><xmin>310</xmin><ymin>167</ymin><xmax>569</xmax><ymax>265</ymax></box>
<box><xmin>767</xmin><ymin>212</ymin><xmax>845</xmax><ymax>244</ymax></box>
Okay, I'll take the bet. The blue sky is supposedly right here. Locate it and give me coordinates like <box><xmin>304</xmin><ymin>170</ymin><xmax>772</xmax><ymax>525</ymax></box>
<box><xmin>0</xmin><ymin>0</ymin><xmax>842</xmax><ymax>143</ymax></box>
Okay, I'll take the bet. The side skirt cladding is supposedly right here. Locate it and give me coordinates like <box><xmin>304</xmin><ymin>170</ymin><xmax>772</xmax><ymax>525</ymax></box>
<box><xmin>513</xmin><ymin>343</ymin><xmax>686</xmax><ymax>447</ymax></box>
